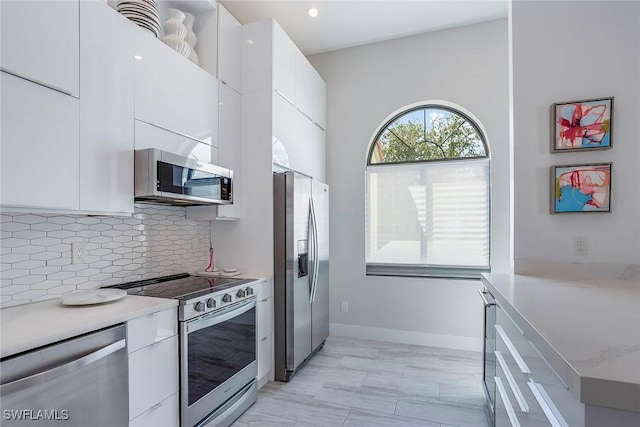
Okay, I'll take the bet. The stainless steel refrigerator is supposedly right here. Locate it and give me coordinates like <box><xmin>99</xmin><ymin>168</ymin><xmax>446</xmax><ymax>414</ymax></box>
<box><xmin>273</xmin><ymin>171</ymin><xmax>329</xmax><ymax>382</ymax></box>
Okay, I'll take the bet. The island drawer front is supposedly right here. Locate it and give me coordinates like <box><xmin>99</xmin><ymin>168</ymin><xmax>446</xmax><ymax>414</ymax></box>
<box><xmin>496</xmin><ymin>307</ymin><xmax>585</xmax><ymax>427</ymax></box>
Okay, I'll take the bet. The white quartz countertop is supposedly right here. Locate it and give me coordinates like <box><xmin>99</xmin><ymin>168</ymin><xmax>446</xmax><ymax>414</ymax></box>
<box><xmin>0</xmin><ymin>295</ymin><xmax>177</xmax><ymax>358</ymax></box>
<box><xmin>482</xmin><ymin>272</ymin><xmax>640</xmax><ymax>413</ymax></box>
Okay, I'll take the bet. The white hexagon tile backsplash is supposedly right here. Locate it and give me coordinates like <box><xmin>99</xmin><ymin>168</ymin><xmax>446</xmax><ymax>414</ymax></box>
<box><xmin>0</xmin><ymin>205</ymin><xmax>211</xmax><ymax>308</ymax></box>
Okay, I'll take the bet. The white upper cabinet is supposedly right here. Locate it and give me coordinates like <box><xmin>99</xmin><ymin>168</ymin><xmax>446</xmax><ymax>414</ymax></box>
<box><xmin>216</xmin><ymin>83</ymin><xmax>242</xmax><ymax>219</ymax></box>
<box><xmin>295</xmin><ymin>50</ymin><xmax>313</xmax><ymax>119</ymax></box>
<box><xmin>134</xmin><ymin>26</ymin><xmax>218</xmax><ymax>148</ymax></box>
<box><xmin>79</xmin><ymin>1</ymin><xmax>134</xmax><ymax>214</ymax></box>
<box><xmin>312</xmin><ymin>125</ymin><xmax>326</xmax><ymax>183</ymax></box>
<box><xmin>0</xmin><ymin>72</ymin><xmax>79</xmax><ymax>210</ymax></box>
<box><xmin>291</xmin><ymin>108</ymin><xmax>314</xmax><ymax>177</ymax></box>
<box><xmin>0</xmin><ymin>0</ymin><xmax>79</xmax><ymax>97</ymax></box>
<box><xmin>272</xmin><ymin>21</ymin><xmax>297</xmax><ymax>105</ymax></box>
<box><xmin>311</xmin><ymin>69</ymin><xmax>326</xmax><ymax>130</ymax></box>
<box><xmin>217</xmin><ymin>4</ymin><xmax>242</xmax><ymax>92</ymax></box>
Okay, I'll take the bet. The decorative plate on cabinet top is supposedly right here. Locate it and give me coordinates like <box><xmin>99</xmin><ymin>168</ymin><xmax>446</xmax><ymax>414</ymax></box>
<box><xmin>59</xmin><ymin>289</ymin><xmax>127</xmax><ymax>306</ymax></box>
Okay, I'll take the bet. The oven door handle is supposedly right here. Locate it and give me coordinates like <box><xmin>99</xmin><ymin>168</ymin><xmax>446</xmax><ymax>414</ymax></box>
<box><xmin>186</xmin><ymin>298</ymin><xmax>256</xmax><ymax>334</ymax></box>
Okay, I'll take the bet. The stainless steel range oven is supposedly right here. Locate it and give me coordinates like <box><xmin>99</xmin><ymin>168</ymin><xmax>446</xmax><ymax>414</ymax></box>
<box><xmin>181</xmin><ymin>293</ymin><xmax>257</xmax><ymax>427</ymax></box>
<box><xmin>107</xmin><ymin>274</ymin><xmax>258</xmax><ymax>427</ymax></box>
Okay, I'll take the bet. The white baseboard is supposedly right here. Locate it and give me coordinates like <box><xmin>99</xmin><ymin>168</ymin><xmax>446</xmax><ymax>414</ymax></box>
<box><xmin>329</xmin><ymin>323</ymin><xmax>483</xmax><ymax>352</ymax></box>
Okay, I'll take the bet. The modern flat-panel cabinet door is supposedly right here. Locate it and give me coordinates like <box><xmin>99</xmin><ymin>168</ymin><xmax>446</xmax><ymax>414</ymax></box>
<box><xmin>79</xmin><ymin>1</ymin><xmax>134</xmax><ymax>214</ymax></box>
<box><xmin>217</xmin><ymin>4</ymin><xmax>242</xmax><ymax>92</ymax></box>
<box><xmin>312</xmin><ymin>125</ymin><xmax>326</xmax><ymax>182</ymax></box>
<box><xmin>216</xmin><ymin>83</ymin><xmax>242</xmax><ymax>219</ymax></box>
<box><xmin>0</xmin><ymin>0</ymin><xmax>79</xmax><ymax>97</ymax></box>
<box><xmin>0</xmin><ymin>71</ymin><xmax>79</xmax><ymax>210</ymax></box>
<box><xmin>291</xmin><ymin>109</ymin><xmax>314</xmax><ymax>177</ymax></box>
<box><xmin>311</xmin><ymin>69</ymin><xmax>326</xmax><ymax>130</ymax></box>
<box><xmin>134</xmin><ymin>25</ymin><xmax>218</xmax><ymax>148</ymax></box>
<box><xmin>272</xmin><ymin>92</ymin><xmax>295</xmax><ymax>167</ymax></box>
<box><xmin>272</xmin><ymin>21</ymin><xmax>296</xmax><ymax>105</ymax></box>
<box><xmin>295</xmin><ymin>51</ymin><xmax>313</xmax><ymax>119</ymax></box>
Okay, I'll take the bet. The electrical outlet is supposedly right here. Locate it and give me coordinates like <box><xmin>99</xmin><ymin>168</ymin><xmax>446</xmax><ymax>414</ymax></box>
<box><xmin>71</xmin><ymin>242</ymin><xmax>85</xmax><ymax>264</ymax></box>
<box><xmin>191</xmin><ymin>237</ymin><xmax>199</xmax><ymax>253</ymax></box>
<box><xmin>340</xmin><ymin>301</ymin><xmax>349</xmax><ymax>313</ymax></box>
<box><xmin>573</xmin><ymin>237</ymin><xmax>588</xmax><ymax>256</ymax></box>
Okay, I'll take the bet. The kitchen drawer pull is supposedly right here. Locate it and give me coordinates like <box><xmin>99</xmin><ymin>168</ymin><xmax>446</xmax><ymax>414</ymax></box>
<box><xmin>477</xmin><ymin>289</ymin><xmax>496</xmax><ymax>307</ymax></box>
<box><xmin>1</xmin><ymin>67</ymin><xmax>74</xmax><ymax>97</ymax></box>
<box><xmin>495</xmin><ymin>351</ymin><xmax>529</xmax><ymax>413</ymax></box>
<box><xmin>275</xmin><ymin>89</ymin><xmax>295</xmax><ymax>106</ymax></box>
<box><xmin>495</xmin><ymin>325</ymin><xmax>531</xmax><ymax>375</ymax></box>
<box><xmin>527</xmin><ymin>381</ymin><xmax>569</xmax><ymax>427</ymax></box>
<box><xmin>260</xmin><ymin>337</ymin><xmax>268</xmax><ymax>342</ymax></box>
<box><xmin>495</xmin><ymin>377</ymin><xmax>521</xmax><ymax>427</ymax></box>
<box><xmin>150</xmin><ymin>401</ymin><xmax>163</xmax><ymax>411</ymax></box>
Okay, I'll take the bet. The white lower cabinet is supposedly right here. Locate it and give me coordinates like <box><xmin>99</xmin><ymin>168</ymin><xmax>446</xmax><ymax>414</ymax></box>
<box><xmin>256</xmin><ymin>279</ymin><xmax>274</xmax><ymax>388</ymax></box>
<box><xmin>127</xmin><ymin>308</ymin><xmax>179</xmax><ymax>427</ymax></box>
<box><xmin>130</xmin><ymin>393</ymin><xmax>179</xmax><ymax>427</ymax></box>
<box><xmin>494</xmin><ymin>306</ymin><xmax>584</xmax><ymax>427</ymax></box>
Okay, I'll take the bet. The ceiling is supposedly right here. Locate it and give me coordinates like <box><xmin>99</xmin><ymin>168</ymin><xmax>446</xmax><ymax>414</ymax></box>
<box><xmin>220</xmin><ymin>0</ymin><xmax>508</xmax><ymax>56</ymax></box>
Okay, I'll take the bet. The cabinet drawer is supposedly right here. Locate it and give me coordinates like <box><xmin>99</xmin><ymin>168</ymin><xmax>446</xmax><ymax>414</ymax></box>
<box><xmin>129</xmin><ymin>335</ymin><xmax>179</xmax><ymax>420</ymax></box>
<box><xmin>127</xmin><ymin>308</ymin><xmax>177</xmax><ymax>353</ymax></box>
<box><xmin>130</xmin><ymin>393</ymin><xmax>178</xmax><ymax>427</ymax></box>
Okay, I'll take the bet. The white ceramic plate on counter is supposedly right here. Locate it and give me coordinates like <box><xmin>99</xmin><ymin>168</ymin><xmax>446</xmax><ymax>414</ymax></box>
<box><xmin>59</xmin><ymin>289</ymin><xmax>127</xmax><ymax>306</ymax></box>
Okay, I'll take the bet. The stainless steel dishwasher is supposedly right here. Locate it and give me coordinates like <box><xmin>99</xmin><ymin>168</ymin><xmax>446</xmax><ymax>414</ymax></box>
<box><xmin>1</xmin><ymin>324</ymin><xmax>128</xmax><ymax>426</ymax></box>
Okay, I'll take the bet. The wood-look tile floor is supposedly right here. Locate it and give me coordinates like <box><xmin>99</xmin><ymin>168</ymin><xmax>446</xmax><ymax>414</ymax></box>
<box><xmin>232</xmin><ymin>336</ymin><xmax>490</xmax><ymax>427</ymax></box>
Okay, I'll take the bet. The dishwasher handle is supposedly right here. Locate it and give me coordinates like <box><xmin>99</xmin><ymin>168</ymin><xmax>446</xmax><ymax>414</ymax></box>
<box><xmin>0</xmin><ymin>339</ymin><xmax>125</xmax><ymax>396</ymax></box>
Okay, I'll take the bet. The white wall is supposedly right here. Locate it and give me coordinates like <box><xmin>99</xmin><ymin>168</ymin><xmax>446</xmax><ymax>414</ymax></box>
<box><xmin>308</xmin><ymin>19</ymin><xmax>510</xmax><ymax>349</ymax></box>
<box><xmin>512</xmin><ymin>1</ymin><xmax>640</xmax><ymax>268</ymax></box>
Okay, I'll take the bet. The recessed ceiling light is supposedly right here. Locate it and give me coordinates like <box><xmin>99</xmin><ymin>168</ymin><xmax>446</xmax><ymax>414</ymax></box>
<box><xmin>134</xmin><ymin>55</ymin><xmax>143</xmax><ymax>60</ymax></box>
<box><xmin>307</xmin><ymin>7</ymin><xmax>319</xmax><ymax>18</ymax></box>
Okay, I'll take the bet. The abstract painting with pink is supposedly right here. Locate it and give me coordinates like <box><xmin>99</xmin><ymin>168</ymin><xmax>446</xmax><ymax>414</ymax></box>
<box><xmin>552</xmin><ymin>163</ymin><xmax>611</xmax><ymax>213</ymax></box>
<box><xmin>552</xmin><ymin>98</ymin><xmax>612</xmax><ymax>152</ymax></box>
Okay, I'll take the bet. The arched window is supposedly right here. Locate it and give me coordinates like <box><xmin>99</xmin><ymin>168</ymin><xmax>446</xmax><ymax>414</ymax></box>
<box><xmin>365</xmin><ymin>104</ymin><xmax>490</xmax><ymax>278</ymax></box>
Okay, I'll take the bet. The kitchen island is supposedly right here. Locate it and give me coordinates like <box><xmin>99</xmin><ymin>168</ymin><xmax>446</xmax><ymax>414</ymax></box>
<box><xmin>482</xmin><ymin>271</ymin><xmax>640</xmax><ymax>426</ymax></box>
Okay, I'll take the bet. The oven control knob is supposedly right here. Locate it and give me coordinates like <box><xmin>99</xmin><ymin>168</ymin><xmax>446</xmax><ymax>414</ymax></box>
<box><xmin>245</xmin><ymin>287</ymin><xmax>254</xmax><ymax>296</ymax></box>
<box><xmin>222</xmin><ymin>294</ymin><xmax>232</xmax><ymax>303</ymax></box>
<box><xmin>194</xmin><ymin>301</ymin><xmax>206</xmax><ymax>312</ymax></box>
<box><xmin>206</xmin><ymin>298</ymin><xmax>216</xmax><ymax>308</ymax></box>
<box><xmin>236</xmin><ymin>289</ymin><xmax>247</xmax><ymax>298</ymax></box>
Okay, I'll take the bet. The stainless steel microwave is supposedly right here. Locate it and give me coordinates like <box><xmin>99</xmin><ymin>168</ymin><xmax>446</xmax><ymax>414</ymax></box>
<box><xmin>134</xmin><ymin>148</ymin><xmax>233</xmax><ymax>206</ymax></box>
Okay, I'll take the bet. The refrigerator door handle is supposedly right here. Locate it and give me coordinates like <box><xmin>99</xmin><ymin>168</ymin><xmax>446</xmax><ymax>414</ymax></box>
<box><xmin>308</xmin><ymin>198</ymin><xmax>316</xmax><ymax>301</ymax></box>
<box><xmin>310</xmin><ymin>197</ymin><xmax>320</xmax><ymax>303</ymax></box>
